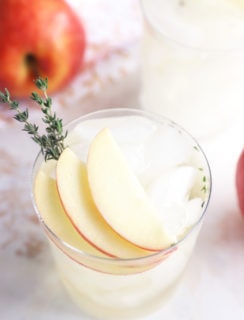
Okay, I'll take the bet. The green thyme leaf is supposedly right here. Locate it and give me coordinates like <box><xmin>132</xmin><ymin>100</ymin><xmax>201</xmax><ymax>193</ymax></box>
<box><xmin>0</xmin><ymin>77</ymin><xmax>67</xmax><ymax>161</ymax></box>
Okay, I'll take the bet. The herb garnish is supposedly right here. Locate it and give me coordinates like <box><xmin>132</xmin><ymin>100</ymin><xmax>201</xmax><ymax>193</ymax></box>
<box><xmin>201</xmin><ymin>175</ymin><xmax>207</xmax><ymax>193</ymax></box>
<box><xmin>0</xmin><ymin>77</ymin><xmax>67</xmax><ymax>161</ymax></box>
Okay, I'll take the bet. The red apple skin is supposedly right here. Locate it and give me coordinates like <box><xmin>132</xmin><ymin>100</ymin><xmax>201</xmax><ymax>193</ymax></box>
<box><xmin>236</xmin><ymin>149</ymin><xmax>244</xmax><ymax>216</ymax></box>
<box><xmin>0</xmin><ymin>0</ymin><xmax>86</xmax><ymax>98</ymax></box>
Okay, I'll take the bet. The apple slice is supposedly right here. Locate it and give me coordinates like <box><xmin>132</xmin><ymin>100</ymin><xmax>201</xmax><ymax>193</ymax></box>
<box><xmin>56</xmin><ymin>147</ymin><xmax>152</xmax><ymax>258</ymax></box>
<box><xmin>87</xmin><ymin>128</ymin><xmax>173</xmax><ymax>251</ymax></box>
<box><xmin>34</xmin><ymin>168</ymin><xmax>106</xmax><ymax>257</ymax></box>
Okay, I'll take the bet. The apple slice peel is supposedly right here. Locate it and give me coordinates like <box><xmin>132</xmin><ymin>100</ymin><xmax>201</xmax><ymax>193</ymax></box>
<box><xmin>34</xmin><ymin>167</ymin><xmax>106</xmax><ymax>257</ymax></box>
<box><xmin>56</xmin><ymin>147</ymin><xmax>152</xmax><ymax>258</ymax></box>
<box><xmin>87</xmin><ymin>128</ymin><xmax>174</xmax><ymax>251</ymax></box>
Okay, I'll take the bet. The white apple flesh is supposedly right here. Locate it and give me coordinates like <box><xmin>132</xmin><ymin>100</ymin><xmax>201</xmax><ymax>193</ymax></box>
<box><xmin>34</xmin><ymin>167</ymin><xmax>106</xmax><ymax>258</ymax></box>
<box><xmin>56</xmin><ymin>147</ymin><xmax>152</xmax><ymax>258</ymax></box>
<box><xmin>87</xmin><ymin>128</ymin><xmax>174</xmax><ymax>251</ymax></box>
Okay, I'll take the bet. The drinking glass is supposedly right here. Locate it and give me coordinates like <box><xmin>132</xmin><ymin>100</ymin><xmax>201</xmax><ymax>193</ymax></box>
<box><xmin>140</xmin><ymin>0</ymin><xmax>244</xmax><ymax>139</ymax></box>
<box><xmin>32</xmin><ymin>108</ymin><xmax>211</xmax><ymax>319</ymax></box>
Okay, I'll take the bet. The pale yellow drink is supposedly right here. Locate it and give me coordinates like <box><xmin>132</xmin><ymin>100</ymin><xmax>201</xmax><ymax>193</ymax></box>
<box><xmin>140</xmin><ymin>0</ymin><xmax>244</xmax><ymax>138</ymax></box>
<box><xmin>32</xmin><ymin>108</ymin><xmax>211</xmax><ymax>319</ymax></box>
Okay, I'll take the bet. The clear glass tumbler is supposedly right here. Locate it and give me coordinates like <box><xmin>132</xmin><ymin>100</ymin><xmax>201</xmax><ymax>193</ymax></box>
<box><xmin>32</xmin><ymin>108</ymin><xmax>211</xmax><ymax>319</ymax></box>
<box><xmin>140</xmin><ymin>0</ymin><xmax>244</xmax><ymax>139</ymax></box>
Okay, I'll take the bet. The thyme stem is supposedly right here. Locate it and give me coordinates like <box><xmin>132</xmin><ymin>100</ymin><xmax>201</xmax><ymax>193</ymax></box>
<box><xmin>0</xmin><ymin>77</ymin><xmax>67</xmax><ymax>161</ymax></box>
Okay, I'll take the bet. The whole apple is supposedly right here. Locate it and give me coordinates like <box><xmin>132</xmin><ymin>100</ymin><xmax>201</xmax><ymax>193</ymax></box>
<box><xmin>0</xmin><ymin>0</ymin><xmax>86</xmax><ymax>98</ymax></box>
<box><xmin>236</xmin><ymin>149</ymin><xmax>244</xmax><ymax>216</ymax></box>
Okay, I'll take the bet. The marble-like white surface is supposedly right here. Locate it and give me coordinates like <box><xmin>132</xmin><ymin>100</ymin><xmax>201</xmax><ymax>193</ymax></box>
<box><xmin>1</xmin><ymin>0</ymin><xmax>244</xmax><ymax>319</ymax></box>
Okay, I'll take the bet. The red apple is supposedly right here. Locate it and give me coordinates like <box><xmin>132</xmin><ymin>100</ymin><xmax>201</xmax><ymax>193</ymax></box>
<box><xmin>0</xmin><ymin>0</ymin><xmax>86</xmax><ymax>98</ymax></box>
<box><xmin>236</xmin><ymin>149</ymin><xmax>244</xmax><ymax>216</ymax></box>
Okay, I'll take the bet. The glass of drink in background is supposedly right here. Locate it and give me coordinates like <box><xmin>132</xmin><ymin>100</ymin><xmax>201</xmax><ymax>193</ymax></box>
<box><xmin>32</xmin><ymin>108</ymin><xmax>211</xmax><ymax>319</ymax></box>
<box><xmin>140</xmin><ymin>0</ymin><xmax>244</xmax><ymax>139</ymax></box>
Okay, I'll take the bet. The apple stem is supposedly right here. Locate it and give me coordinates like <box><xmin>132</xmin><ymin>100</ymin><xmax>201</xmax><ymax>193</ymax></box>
<box><xmin>25</xmin><ymin>53</ymin><xmax>40</xmax><ymax>78</ymax></box>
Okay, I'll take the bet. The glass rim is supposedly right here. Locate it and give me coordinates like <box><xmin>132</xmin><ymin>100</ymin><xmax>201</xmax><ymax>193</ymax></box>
<box><xmin>140</xmin><ymin>0</ymin><xmax>244</xmax><ymax>53</ymax></box>
<box><xmin>31</xmin><ymin>107</ymin><xmax>212</xmax><ymax>264</ymax></box>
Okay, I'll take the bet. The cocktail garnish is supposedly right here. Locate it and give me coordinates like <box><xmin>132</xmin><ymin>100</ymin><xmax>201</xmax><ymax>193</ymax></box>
<box><xmin>0</xmin><ymin>77</ymin><xmax>67</xmax><ymax>161</ymax></box>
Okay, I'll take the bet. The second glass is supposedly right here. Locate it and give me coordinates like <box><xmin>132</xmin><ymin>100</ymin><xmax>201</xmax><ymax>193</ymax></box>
<box><xmin>140</xmin><ymin>0</ymin><xmax>244</xmax><ymax>139</ymax></box>
<box><xmin>32</xmin><ymin>108</ymin><xmax>211</xmax><ymax>319</ymax></box>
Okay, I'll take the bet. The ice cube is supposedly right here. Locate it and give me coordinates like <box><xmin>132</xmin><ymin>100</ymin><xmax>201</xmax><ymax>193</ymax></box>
<box><xmin>68</xmin><ymin>115</ymin><xmax>156</xmax><ymax>147</ymax></box>
<box><xmin>156</xmin><ymin>198</ymin><xmax>203</xmax><ymax>241</ymax></box>
<box><xmin>120</xmin><ymin>143</ymin><xmax>146</xmax><ymax>178</ymax></box>
<box><xmin>143</xmin><ymin>126</ymin><xmax>194</xmax><ymax>184</ymax></box>
<box><xmin>185</xmin><ymin>198</ymin><xmax>203</xmax><ymax>227</ymax></box>
<box><xmin>147</xmin><ymin>165</ymin><xmax>198</xmax><ymax>208</ymax></box>
<box><xmin>147</xmin><ymin>165</ymin><xmax>201</xmax><ymax>240</ymax></box>
<box><xmin>155</xmin><ymin>198</ymin><xmax>203</xmax><ymax>241</ymax></box>
<box><xmin>158</xmin><ymin>204</ymin><xmax>188</xmax><ymax>241</ymax></box>
<box><xmin>66</xmin><ymin>115</ymin><xmax>157</xmax><ymax>165</ymax></box>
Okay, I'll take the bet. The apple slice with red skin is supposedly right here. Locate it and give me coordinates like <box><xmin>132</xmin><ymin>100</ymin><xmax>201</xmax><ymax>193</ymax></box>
<box><xmin>0</xmin><ymin>0</ymin><xmax>86</xmax><ymax>98</ymax></box>
<box><xmin>236</xmin><ymin>149</ymin><xmax>244</xmax><ymax>216</ymax></box>
<box><xmin>34</xmin><ymin>167</ymin><xmax>107</xmax><ymax>258</ymax></box>
<box><xmin>87</xmin><ymin>128</ymin><xmax>174</xmax><ymax>251</ymax></box>
<box><xmin>34</xmin><ymin>162</ymin><xmax>164</xmax><ymax>275</ymax></box>
<box><xmin>56</xmin><ymin>147</ymin><xmax>153</xmax><ymax>258</ymax></box>
<box><xmin>34</xmin><ymin>167</ymin><xmax>176</xmax><ymax>275</ymax></box>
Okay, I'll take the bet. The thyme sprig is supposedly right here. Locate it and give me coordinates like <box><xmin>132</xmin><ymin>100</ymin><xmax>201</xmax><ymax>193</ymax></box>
<box><xmin>0</xmin><ymin>77</ymin><xmax>67</xmax><ymax>161</ymax></box>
